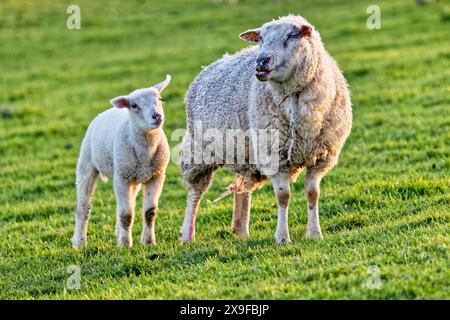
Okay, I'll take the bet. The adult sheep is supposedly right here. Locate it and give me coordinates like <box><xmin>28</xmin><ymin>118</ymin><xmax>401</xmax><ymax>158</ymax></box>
<box><xmin>180</xmin><ymin>15</ymin><xmax>352</xmax><ymax>244</ymax></box>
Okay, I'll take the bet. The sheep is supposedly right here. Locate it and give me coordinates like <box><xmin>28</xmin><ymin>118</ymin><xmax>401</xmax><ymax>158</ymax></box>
<box><xmin>180</xmin><ymin>15</ymin><xmax>352</xmax><ymax>244</ymax></box>
<box><xmin>72</xmin><ymin>75</ymin><xmax>171</xmax><ymax>248</ymax></box>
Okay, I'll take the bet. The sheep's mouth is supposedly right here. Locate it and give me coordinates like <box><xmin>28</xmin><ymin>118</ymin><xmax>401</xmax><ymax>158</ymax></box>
<box><xmin>255</xmin><ymin>70</ymin><xmax>271</xmax><ymax>81</ymax></box>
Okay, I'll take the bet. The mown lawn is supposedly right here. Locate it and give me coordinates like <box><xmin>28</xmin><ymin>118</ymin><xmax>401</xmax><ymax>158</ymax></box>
<box><xmin>0</xmin><ymin>0</ymin><xmax>449</xmax><ymax>299</ymax></box>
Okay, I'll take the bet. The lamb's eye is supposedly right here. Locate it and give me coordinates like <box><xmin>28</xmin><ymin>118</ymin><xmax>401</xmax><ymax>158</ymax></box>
<box><xmin>131</xmin><ymin>103</ymin><xmax>139</xmax><ymax>109</ymax></box>
<box><xmin>289</xmin><ymin>32</ymin><xmax>300</xmax><ymax>39</ymax></box>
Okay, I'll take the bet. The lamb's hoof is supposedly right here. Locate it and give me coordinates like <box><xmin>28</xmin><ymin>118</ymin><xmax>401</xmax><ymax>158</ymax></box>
<box><xmin>305</xmin><ymin>229</ymin><xmax>323</xmax><ymax>240</ymax></box>
<box><xmin>140</xmin><ymin>239</ymin><xmax>157</xmax><ymax>246</ymax></box>
<box><xmin>237</xmin><ymin>232</ymin><xmax>250</xmax><ymax>239</ymax></box>
<box><xmin>275</xmin><ymin>232</ymin><xmax>292</xmax><ymax>245</ymax></box>
<box><xmin>278</xmin><ymin>238</ymin><xmax>292</xmax><ymax>245</ymax></box>
<box><xmin>117</xmin><ymin>237</ymin><xmax>133</xmax><ymax>247</ymax></box>
<box><xmin>232</xmin><ymin>228</ymin><xmax>249</xmax><ymax>239</ymax></box>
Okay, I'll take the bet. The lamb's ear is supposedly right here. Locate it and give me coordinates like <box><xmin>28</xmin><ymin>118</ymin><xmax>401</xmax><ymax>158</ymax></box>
<box><xmin>110</xmin><ymin>96</ymin><xmax>129</xmax><ymax>108</ymax></box>
<box><xmin>300</xmin><ymin>25</ymin><xmax>312</xmax><ymax>38</ymax></box>
<box><xmin>153</xmin><ymin>74</ymin><xmax>171</xmax><ymax>93</ymax></box>
<box><xmin>239</xmin><ymin>28</ymin><xmax>261</xmax><ymax>42</ymax></box>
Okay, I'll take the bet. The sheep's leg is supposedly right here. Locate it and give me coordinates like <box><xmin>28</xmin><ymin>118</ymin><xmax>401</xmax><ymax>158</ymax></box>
<box><xmin>114</xmin><ymin>179</ymin><xmax>138</xmax><ymax>247</ymax></box>
<box><xmin>305</xmin><ymin>170</ymin><xmax>324</xmax><ymax>240</ymax></box>
<box><xmin>232</xmin><ymin>192</ymin><xmax>251</xmax><ymax>237</ymax></box>
<box><xmin>141</xmin><ymin>175</ymin><xmax>165</xmax><ymax>246</ymax></box>
<box><xmin>180</xmin><ymin>186</ymin><xmax>208</xmax><ymax>243</ymax></box>
<box><xmin>271</xmin><ymin>174</ymin><xmax>292</xmax><ymax>244</ymax></box>
<box><xmin>180</xmin><ymin>173</ymin><xmax>213</xmax><ymax>243</ymax></box>
<box><xmin>73</xmin><ymin>165</ymin><xmax>98</xmax><ymax>248</ymax></box>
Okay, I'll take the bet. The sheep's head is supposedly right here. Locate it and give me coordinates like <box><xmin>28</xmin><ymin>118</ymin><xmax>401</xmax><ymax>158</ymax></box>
<box><xmin>110</xmin><ymin>75</ymin><xmax>171</xmax><ymax>131</ymax></box>
<box><xmin>240</xmin><ymin>15</ymin><xmax>317</xmax><ymax>82</ymax></box>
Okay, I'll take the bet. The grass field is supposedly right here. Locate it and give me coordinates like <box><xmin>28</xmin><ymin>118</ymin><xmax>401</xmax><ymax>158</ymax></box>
<box><xmin>0</xmin><ymin>0</ymin><xmax>449</xmax><ymax>299</ymax></box>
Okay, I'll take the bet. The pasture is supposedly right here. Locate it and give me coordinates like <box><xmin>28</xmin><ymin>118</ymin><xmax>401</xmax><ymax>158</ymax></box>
<box><xmin>0</xmin><ymin>0</ymin><xmax>449</xmax><ymax>299</ymax></box>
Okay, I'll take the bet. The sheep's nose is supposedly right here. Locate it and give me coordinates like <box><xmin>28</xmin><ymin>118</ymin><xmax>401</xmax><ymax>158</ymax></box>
<box><xmin>256</xmin><ymin>55</ymin><xmax>272</xmax><ymax>71</ymax></box>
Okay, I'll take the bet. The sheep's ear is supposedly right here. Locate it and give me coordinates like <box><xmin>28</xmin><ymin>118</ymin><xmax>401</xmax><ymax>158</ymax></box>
<box><xmin>153</xmin><ymin>74</ymin><xmax>171</xmax><ymax>93</ymax></box>
<box><xmin>111</xmin><ymin>96</ymin><xmax>129</xmax><ymax>108</ymax></box>
<box><xmin>300</xmin><ymin>25</ymin><xmax>312</xmax><ymax>38</ymax></box>
<box><xmin>239</xmin><ymin>28</ymin><xmax>261</xmax><ymax>42</ymax></box>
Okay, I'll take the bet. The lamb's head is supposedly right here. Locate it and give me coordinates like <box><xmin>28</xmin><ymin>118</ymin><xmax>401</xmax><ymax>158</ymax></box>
<box><xmin>240</xmin><ymin>15</ymin><xmax>318</xmax><ymax>82</ymax></box>
<box><xmin>110</xmin><ymin>75</ymin><xmax>171</xmax><ymax>131</ymax></box>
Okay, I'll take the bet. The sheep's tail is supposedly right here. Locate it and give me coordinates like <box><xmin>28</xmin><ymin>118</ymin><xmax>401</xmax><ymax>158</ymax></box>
<box><xmin>211</xmin><ymin>190</ymin><xmax>233</xmax><ymax>203</ymax></box>
<box><xmin>212</xmin><ymin>176</ymin><xmax>246</xmax><ymax>203</ymax></box>
<box><xmin>212</xmin><ymin>174</ymin><xmax>267</xmax><ymax>203</ymax></box>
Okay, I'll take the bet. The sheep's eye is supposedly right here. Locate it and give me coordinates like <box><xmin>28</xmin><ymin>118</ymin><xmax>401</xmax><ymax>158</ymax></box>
<box><xmin>131</xmin><ymin>103</ymin><xmax>139</xmax><ymax>109</ymax></box>
<box><xmin>289</xmin><ymin>32</ymin><xmax>300</xmax><ymax>39</ymax></box>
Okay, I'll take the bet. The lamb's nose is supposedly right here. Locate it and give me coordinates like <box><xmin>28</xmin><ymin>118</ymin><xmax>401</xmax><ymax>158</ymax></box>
<box><xmin>152</xmin><ymin>113</ymin><xmax>162</xmax><ymax>122</ymax></box>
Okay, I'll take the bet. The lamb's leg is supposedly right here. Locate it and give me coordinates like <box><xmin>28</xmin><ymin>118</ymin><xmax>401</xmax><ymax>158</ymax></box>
<box><xmin>72</xmin><ymin>165</ymin><xmax>98</xmax><ymax>248</ymax></box>
<box><xmin>305</xmin><ymin>170</ymin><xmax>324</xmax><ymax>240</ymax></box>
<box><xmin>180</xmin><ymin>172</ymin><xmax>213</xmax><ymax>243</ymax></box>
<box><xmin>141</xmin><ymin>175</ymin><xmax>165</xmax><ymax>245</ymax></box>
<box><xmin>232</xmin><ymin>192</ymin><xmax>251</xmax><ymax>237</ymax></box>
<box><xmin>114</xmin><ymin>179</ymin><xmax>138</xmax><ymax>247</ymax></box>
<box><xmin>271</xmin><ymin>174</ymin><xmax>291</xmax><ymax>244</ymax></box>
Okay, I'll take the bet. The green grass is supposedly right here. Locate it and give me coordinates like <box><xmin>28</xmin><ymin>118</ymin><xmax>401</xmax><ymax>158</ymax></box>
<box><xmin>0</xmin><ymin>0</ymin><xmax>449</xmax><ymax>299</ymax></box>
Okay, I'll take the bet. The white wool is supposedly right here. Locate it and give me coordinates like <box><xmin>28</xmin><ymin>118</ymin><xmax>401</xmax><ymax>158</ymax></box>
<box><xmin>180</xmin><ymin>16</ymin><xmax>352</xmax><ymax>244</ymax></box>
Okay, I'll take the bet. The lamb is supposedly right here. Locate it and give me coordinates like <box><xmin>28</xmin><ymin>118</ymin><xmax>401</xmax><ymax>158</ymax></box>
<box><xmin>180</xmin><ymin>15</ymin><xmax>352</xmax><ymax>244</ymax></box>
<box><xmin>72</xmin><ymin>75</ymin><xmax>171</xmax><ymax>248</ymax></box>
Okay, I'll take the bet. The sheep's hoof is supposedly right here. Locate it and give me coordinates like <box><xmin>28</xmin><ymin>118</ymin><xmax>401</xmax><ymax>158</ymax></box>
<box><xmin>72</xmin><ymin>237</ymin><xmax>86</xmax><ymax>249</ymax></box>
<box><xmin>180</xmin><ymin>233</ymin><xmax>195</xmax><ymax>244</ymax></box>
<box><xmin>305</xmin><ymin>229</ymin><xmax>323</xmax><ymax>240</ymax></box>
